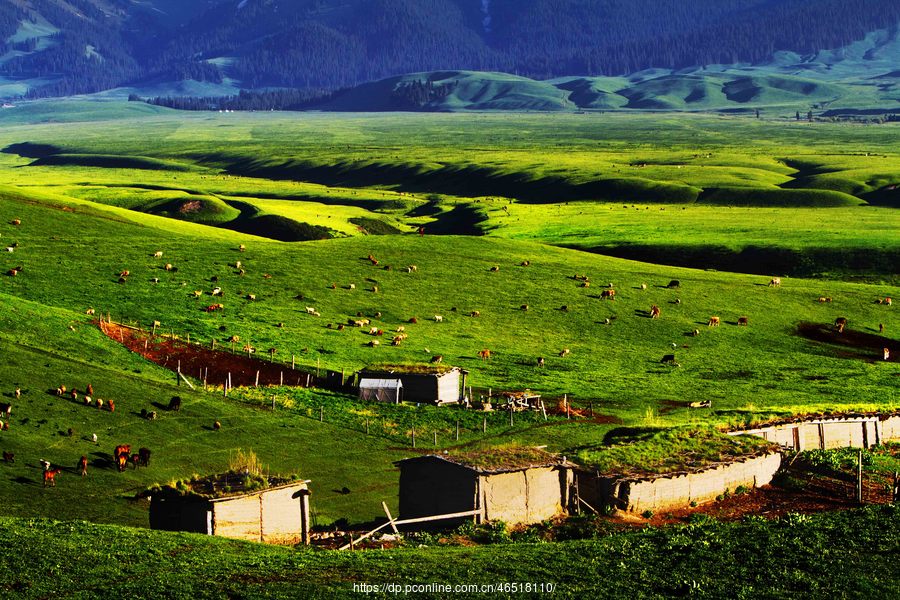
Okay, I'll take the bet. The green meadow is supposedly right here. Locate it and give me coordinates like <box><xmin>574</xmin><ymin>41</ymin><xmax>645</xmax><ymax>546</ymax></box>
<box><xmin>0</xmin><ymin>101</ymin><xmax>896</xmax><ymax>593</ymax></box>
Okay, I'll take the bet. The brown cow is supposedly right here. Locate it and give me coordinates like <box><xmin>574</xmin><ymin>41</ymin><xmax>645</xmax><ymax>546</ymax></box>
<box><xmin>78</xmin><ymin>456</ymin><xmax>88</xmax><ymax>477</ymax></box>
<box><xmin>834</xmin><ymin>317</ymin><xmax>848</xmax><ymax>333</ymax></box>
<box><xmin>885</xmin><ymin>348</ymin><xmax>891</xmax><ymax>361</ymax></box>
<box><xmin>708</xmin><ymin>316</ymin><xmax>720</xmax><ymax>327</ymax></box>
<box><xmin>43</xmin><ymin>468</ymin><xmax>62</xmax><ymax>487</ymax></box>
<box><xmin>559</xmin><ymin>348</ymin><xmax>570</xmax><ymax>357</ymax></box>
<box><xmin>537</xmin><ymin>357</ymin><xmax>545</xmax><ymax>367</ymax></box>
<box><xmin>650</xmin><ymin>305</ymin><xmax>661</xmax><ymax>319</ymax></box>
<box><xmin>138</xmin><ymin>447</ymin><xmax>151</xmax><ymax>467</ymax></box>
<box><xmin>737</xmin><ymin>316</ymin><xmax>749</xmax><ymax>326</ymax></box>
<box><xmin>769</xmin><ymin>277</ymin><xmax>781</xmax><ymax>287</ymax></box>
<box><xmin>430</xmin><ymin>355</ymin><xmax>443</xmax><ymax>364</ymax></box>
<box><xmin>478</xmin><ymin>349</ymin><xmax>491</xmax><ymax>361</ymax></box>
<box><xmin>601</xmin><ymin>289</ymin><xmax>616</xmax><ymax>300</ymax></box>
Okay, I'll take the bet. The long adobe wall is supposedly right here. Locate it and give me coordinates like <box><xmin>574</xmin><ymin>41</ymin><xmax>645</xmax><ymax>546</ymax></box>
<box><xmin>577</xmin><ymin>452</ymin><xmax>782</xmax><ymax>514</ymax></box>
<box><xmin>731</xmin><ymin>414</ymin><xmax>900</xmax><ymax>452</ymax></box>
<box><xmin>576</xmin><ymin>414</ymin><xmax>900</xmax><ymax>515</ymax></box>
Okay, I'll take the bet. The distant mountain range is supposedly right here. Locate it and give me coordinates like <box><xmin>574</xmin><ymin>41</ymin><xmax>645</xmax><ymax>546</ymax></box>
<box><xmin>0</xmin><ymin>0</ymin><xmax>898</xmax><ymax>111</ymax></box>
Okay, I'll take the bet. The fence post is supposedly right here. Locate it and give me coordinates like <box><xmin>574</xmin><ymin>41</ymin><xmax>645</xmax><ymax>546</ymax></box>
<box><xmin>255</xmin><ymin>370</ymin><xmax>260</xmax><ymax>387</ymax></box>
<box><xmin>857</xmin><ymin>449</ymin><xmax>863</xmax><ymax>504</ymax></box>
<box><xmin>412</xmin><ymin>427</ymin><xmax>416</xmax><ymax>448</ymax></box>
<box><xmin>434</xmin><ymin>431</ymin><xmax>437</xmax><ymax>447</ymax></box>
<box><xmin>366</xmin><ymin>418</ymin><xmax>369</xmax><ymax>435</ymax></box>
<box><xmin>456</xmin><ymin>420</ymin><xmax>460</xmax><ymax>441</ymax></box>
<box><xmin>320</xmin><ymin>406</ymin><xmax>323</xmax><ymax>422</ymax></box>
<box><xmin>483</xmin><ymin>416</ymin><xmax>487</xmax><ymax>434</ymax></box>
<box><xmin>292</xmin><ymin>354</ymin><xmax>295</xmax><ymax>370</ymax></box>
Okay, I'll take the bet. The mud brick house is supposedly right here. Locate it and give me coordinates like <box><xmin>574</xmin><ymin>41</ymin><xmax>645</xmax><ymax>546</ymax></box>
<box><xmin>359</xmin><ymin>364</ymin><xmax>467</xmax><ymax>405</ymax></box>
<box><xmin>396</xmin><ymin>448</ymin><xmax>573</xmax><ymax>527</ymax></box>
<box><xmin>148</xmin><ymin>475</ymin><xmax>311</xmax><ymax>544</ymax></box>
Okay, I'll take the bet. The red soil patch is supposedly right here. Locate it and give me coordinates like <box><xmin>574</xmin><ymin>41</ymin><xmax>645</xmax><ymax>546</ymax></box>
<box><xmin>100</xmin><ymin>321</ymin><xmax>314</xmax><ymax>388</ymax></box>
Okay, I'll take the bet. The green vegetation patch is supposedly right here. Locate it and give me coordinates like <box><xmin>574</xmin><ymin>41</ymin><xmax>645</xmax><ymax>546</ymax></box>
<box><xmin>438</xmin><ymin>446</ymin><xmax>564</xmax><ymax>472</ymax></box>
<box><xmin>574</xmin><ymin>427</ymin><xmax>779</xmax><ymax>477</ymax></box>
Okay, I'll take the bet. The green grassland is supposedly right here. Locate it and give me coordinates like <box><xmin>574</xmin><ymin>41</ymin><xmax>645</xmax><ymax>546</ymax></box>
<box><xmin>1</xmin><ymin>506</ymin><xmax>898</xmax><ymax>598</ymax></box>
<box><xmin>0</xmin><ymin>104</ymin><xmax>897</xmax><ymax>593</ymax></box>
<box><xmin>0</xmin><ymin>107</ymin><xmax>898</xmax><ymax>278</ymax></box>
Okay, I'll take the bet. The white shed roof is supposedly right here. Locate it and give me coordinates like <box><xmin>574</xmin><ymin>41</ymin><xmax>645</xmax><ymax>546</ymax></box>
<box><xmin>359</xmin><ymin>377</ymin><xmax>403</xmax><ymax>389</ymax></box>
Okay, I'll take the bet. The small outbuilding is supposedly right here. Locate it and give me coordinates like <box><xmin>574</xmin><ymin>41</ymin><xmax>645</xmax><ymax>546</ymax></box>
<box><xmin>148</xmin><ymin>473</ymin><xmax>311</xmax><ymax>544</ymax></box>
<box><xmin>396</xmin><ymin>448</ymin><xmax>572</xmax><ymax>528</ymax></box>
<box><xmin>359</xmin><ymin>364</ymin><xmax>467</xmax><ymax>405</ymax></box>
<box><xmin>358</xmin><ymin>376</ymin><xmax>403</xmax><ymax>403</ymax></box>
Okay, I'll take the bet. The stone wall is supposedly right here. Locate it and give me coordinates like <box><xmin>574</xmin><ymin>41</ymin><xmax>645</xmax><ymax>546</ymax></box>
<box><xmin>576</xmin><ymin>452</ymin><xmax>782</xmax><ymax>514</ymax></box>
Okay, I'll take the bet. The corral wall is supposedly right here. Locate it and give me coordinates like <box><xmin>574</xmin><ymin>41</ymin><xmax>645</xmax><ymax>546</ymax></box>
<box><xmin>732</xmin><ymin>414</ymin><xmax>900</xmax><ymax>452</ymax></box>
<box><xmin>480</xmin><ymin>467</ymin><xmax>570</xmax><ymax>524</ymax></box>
<box><xmin>576</xmin><ymin>452</ymin><xmax>782</xmax><ymax>514</ymax></box>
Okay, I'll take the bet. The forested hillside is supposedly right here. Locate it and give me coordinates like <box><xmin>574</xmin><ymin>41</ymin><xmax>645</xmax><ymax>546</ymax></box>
<box><xmin>0</xmin><ymin>0</ymin><xmax>898</xmax><ymax>97</ymax></box>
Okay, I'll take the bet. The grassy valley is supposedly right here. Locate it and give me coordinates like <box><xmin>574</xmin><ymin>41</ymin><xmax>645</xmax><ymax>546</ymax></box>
<box><xmin>0</xmin><ymin>104</ymin><xmax>896</xmax><ymax>596</ymax></box>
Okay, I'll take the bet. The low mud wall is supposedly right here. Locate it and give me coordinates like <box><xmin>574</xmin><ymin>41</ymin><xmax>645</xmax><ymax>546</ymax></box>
<box><xmin>731</xmin><ymin>414</ymin><xmax>900</xmax><ymax>452</ymax></box>
<box><xmin>576</xmin><ymin>452</ymin><xmax>782</xmax><ymax>514</ymax></box>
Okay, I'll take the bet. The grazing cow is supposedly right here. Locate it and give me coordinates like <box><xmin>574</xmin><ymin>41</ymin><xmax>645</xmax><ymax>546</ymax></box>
<box><xmin>559</xmin><ymin>348</ymin><xmax>570</xmax><ymax>357</ymax></box>
<box><xmin>91</xmin><ymin>433</ymin><xmax>98</xmax><ymax>444</ymax></box>
<box><xmin>139</xmin><ymin>447</ymin><xmax>151</xmax><ymax>467</ymax></box>
<box><xmin>130</xmin><ymin>453</ymin><xmax>141</xmax><ymax>469</ymax></box>
<box><xmin>560</xmin><ymin>305</ymin><xmax>569</xmax><ymax>312</ymax></box>
<box><xmin>43</xmin><ymin>468</ymin><xmax>62</xmax><ymax>487</ymax></box>
<box><xmin>691</xmin><ymin>329</ymin><xmax>700</xmax><ymax>336</ymax></box>
<box><xmin>10</xmin><ymin>219</ymin><xmax>21</xmax><ymax>226</ymax></box>
<box><xmin>470</xmin><ymin>311</ymin><xmax>481</xmax><ymax>318</ymax></box>
<box><xmin>0</xmin><ymin>403</ymin><xmax>10</xmax><ymax>417</ymax></box>
<box><xmin>153</xmin><ymin>251</ymin><xmax>163</xmax><ymax>258</ymax></box>
<box><xmin>885</xmin><ymin>348</ymin><xmax>891</xmax><ymax>361</ymax></box>
<box><xmin>537</xmin><ymin>357</ymin><xmax>545</xmax><ymax>367</ymax></box>
<box><xmin>78</xmin><ymin>456</ymin><xmax>88</xmax><ymax>477</ymax></box>
<box><xmin>306</xmin><ymin>307</ymin><xmax>318</xmax><ymax>315</ymax></box>
<box><xmin>239</xmin><ymin>244</ymin><xmax>246</xmax><ymax>252</ymax></box>
<box><xmin>246</xmin><ymin>294</ymin><xmax>256</xmax><ymax>301</ymax></box>
<box><xmin>737</xmin><ymin>316</ymin><xmax>749</xmax><ymax>326</ymax></box>
<box><xmin>234</xmin><ymin>261</ymin><xmax>242</xmax><ymax>270</ymax></box>
<box><xmin>478</xmin><ymin>349</ymin><xmax>491</xmax><ymax>361</ymax></box>
<box><xmin>14</xmin><ymin>387</ymin><xmax>20</xmax><ymax>399</ymax></box>
<box><xmin>84</xmin><ymin>396</ymin><xmax>92</xmax><ymax>406</ymax></box>
<box><xmin>640</xmin><ymin>283</ymin><xmax>647</xmax><ymax>290</ymax></box>
<box><xmin>834</xmin><ymin>317</ymin><xmax>848</xmax><ymax>333</ymax></box>
<box><xmin>769</xmin><ymin>277</ymin><xmax>781</xmax><ymax>287</ymax></box>
<box><xmin>434</xmin><ymin>315</ymin><xmax>443</xmax><ymax>322</ymax></box>
<box><xmin>601</xmin><ymin>289</ymin><xmax>616</xmax><ymax>300</ymax></box>
<box><xmin>521</xmin><ymin>260</ymin><xmax>530</xmax><ymax>267</ymax></box>
<box><xmin>708</xmin><ymin>316</ymin><xmax>720</xmax><ymax>327</ymax></box>
<box><xmin>661</xmin><ymin>354</ymin><xmax>677</xmax><ymax>364</ymax></box>
<box><xmin>212</xmin><ymin>287</ymin><xmax>223</xmax><ymax>296</ymax></box>
<box><xmin>71</xmin><ymin>390</ymin><xmax>78</xmax><ymax>401</ymax></box>
<box><xmin>4</xmin><ymin>247</ymin><xmax>13</xmax><ymax>253</ymax></box>
<box><xmin>880</xmin><ymin>323</ymin><xmax>885</xmax><ymax>333</ymax></box>
<box><xmin>168</xmin><ymin>396</ymin><xmax>182</xmax><ymax>411</ymax></box>
<box><xmin>367</xmin><ymin>340</ymin><xmax>380</xmax><ymax>347</ymax></box>
<box><xmin>520</xmin><ymin>304</ymin><xmax>529</xmax><ymax>311</ymax></box>
<box><xmin>430</xmin><ymin>355</ymin><xmax>443</xmax><ymax>364</ymax></box>
<box><xmin>119</xmin><ymin>270</ymin><xmax>130</xmax><ymax>278</ymax></box>
<box><xmin>407</xmin><ymin>265</ymin><xmax>418</xmax><ymax>273</ymax></box>
<box><xmin>409</xmin><ymin>317</ymin><xmax>419</xmax><ymax>324</ymax></box>
<box><xmin>886</xmin><ymin>298</ymin><xmax>893</xmax><ymax>306</ymax></box>
<box><xmin>650</xmin><ymin>305</ymin><xmax>661</xmax><ymax>319</ymax></box>
<box><xmin>391</xmin><ymin>336</ymin><xmax>403</xmax><ymax>346</ymax></box>
<box><xmin>396</xmin><ymin>326</ymin><xmax>405</xmax><ymax>333</ymax></box>
<box><xmin>2</xmin><ymin>451</ymin><xmax>13</xmax><ymax>463</ymax></box>
<box><xmin>667</xmin><ymin>280</ymin><xmax>680</xmax><ymax>289</ymax></box>
<box><xmin>490</xmin><ymin>266</ymin><xmax>500</xmax><ymax>272</ymax></box>
<box><xmin>85</xmin><ymin>308</ymin><xmax>95</xmax><ymax>316</ymax></box>
<box><xmin>581</xmin><ymin>281</ymin><xmax>590</xmax><ymax>288</ymax></box>
<box><xmin>116</xmin><ymin>453</ymin><xmax>128</xmax><ymax>472</ymax></box>
<box><xmin>108</xmin><ymin>399</ymin><xmax>115</xmax><ymax>413</ymax></box>
<box><xmin>147</xmin><ymin>411</ymin><xmax>157</xmax><ymax>420</ymax></box>
<box><xmin>6</xmin><ymin>268</ymin><xmax>18</xmax><ymax>277</ymax></box>
<box><xmin>193</xmin><ymin>290</ymin><xmax>203</xmax><ymax>298</ymax></box>
<box><xmin>369</xmin><ymin>326</ymin><xmax>379</xmax><ymax>335</ymax></box>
